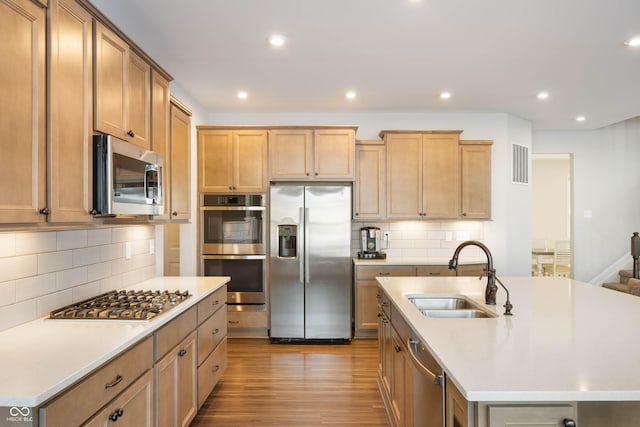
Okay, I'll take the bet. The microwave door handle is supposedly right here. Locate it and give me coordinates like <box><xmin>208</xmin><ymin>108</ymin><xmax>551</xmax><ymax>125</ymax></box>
<box><xmin>144</xmin><ymin>165</ymin><xmax>158</xmax><ymax>203</ymax></box>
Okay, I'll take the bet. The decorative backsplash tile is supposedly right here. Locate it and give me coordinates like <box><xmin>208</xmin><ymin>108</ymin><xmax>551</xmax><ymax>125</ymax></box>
<box><xmin>0</xmin><ymin>225</ymin><xmax>156</xmax><ymax>332</ymax></box>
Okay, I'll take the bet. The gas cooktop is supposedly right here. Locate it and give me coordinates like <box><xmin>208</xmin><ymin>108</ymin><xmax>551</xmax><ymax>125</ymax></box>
<box><xmin>49</xmin><ymin>289</ymin><xmax>191</xmax><ymax>320</ymax></box>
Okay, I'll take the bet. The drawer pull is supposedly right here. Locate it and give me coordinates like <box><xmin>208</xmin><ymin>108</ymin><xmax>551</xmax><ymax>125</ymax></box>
<box><xmin>381</xmin><ymin>302</ymin><xmax>389</xmax><ymax>307</ymax></box>
<box><xmin>105</xmin><ymin>374</ymin><xmax>123</xmax><ymax>389</ymax></box>
<box><xmin>378</xmin><ymin>272</ymin><xmax>391</xmax><ymax>276</ymax></box>
<box><xmin>178</xmin><ymin>349</ymin><xmax>187</xmax><ymax>357</ymax></box>
<box><xmin>229</xmin><ymin>320</ymin><xmax>240</xmax><ymax>324</ymax></box>
<box><xmin>212</xmin><ymin>365</ymin><xmax>220</xmax><ymax>373</ymax></box>
<box><xmin>395</xmin><ymin>345</ymin><xmax>401</xmax><ymax>353</ymax></box>
<box><xmin>211</xmin><ymin>328</ymin><xmax>220</xmax><ymax>335</ymax></box>
<box><xmin>108</xmin><ymin>408</ymin><xmax>124</xmax><ymax>421</ymax></box>
<box><xmin>212</xmin><ymin>299</ymin><xmax>220</xmax><ymax>306</ymax></box>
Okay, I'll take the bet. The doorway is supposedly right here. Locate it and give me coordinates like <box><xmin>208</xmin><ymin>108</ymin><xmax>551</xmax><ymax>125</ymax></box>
<box><xmin>531</xmin><ymin>154</ymin><xmax>573</xmax><ymax>277</ymax></box>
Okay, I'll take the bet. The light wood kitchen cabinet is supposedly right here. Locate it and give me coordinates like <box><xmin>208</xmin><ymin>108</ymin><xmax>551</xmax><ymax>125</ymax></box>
<box><xmin>198</xmin><ymin>128</ymin><xmax>268</xmax><ymax>193</ymax></box>
<box><xmin>197</xmin><ymin>286</ymin><xmax>228</xmax><ymax>407</ymax></box>
<box><xmin>485</xmin><ymin>404</ymin><xmax>576</xmax><ymax>427</ymax></box>
<box><xmin>416</xmin><ymin>265</ymin><xmax>456</xmax><ymax>277</ymax></box>
<box><xmin>48</xmin><ymin>0</ymin><xmax>93</xmax><ymax>224</ymax></box>
<box><xmin>378</xmin><ymin>306</ymin><xmax>393</xmax><ymax>413</ymax></box>
<box><xmin>151</xmin><ymin>70</ymin><xmax>170</xmax><ymax>216</ymax></box>
<box><xmin>354</xmin><ymin>141</ymin><xmax>385</xmax><ymax>219</ymax></box>
<box><xmin>157</xmin><ymin>97</ymin><xmax>192</xmax><ymax>221</ymax></box>
<box><xmin>156</xmin><ymin>331</ymin><xmax>198</xmax><ymax>427</ymax></box>
<box><xmin>84</xmin><ymin>369</ymin><xmax>154</xmax><ymax>427</ymax></box>
<box><xmin>0</xmin><ymin>0</ymin><xmax>47</xmax><ymax>224</ymax></box>
<box><xmin>446</xmin><ymin>377</ymin><xmax>472</xmax><ymax>427</ymax></box>
<box><xmin>355</xmin><ymin>265</ymin><xmax>415</xmax><ymax>338</ymax></box>
<box><xmin>461</xmin><ymin>141</ymin><xmax>492</xmax><ymax>219</ymax></box>
<box><xmin>95</xmin><ymin>21</ymin><xmax>151</xmax><ymax>149</ymax></box>
<box><xmin>269</xmin><ymin>127</ymin><xmax>356</xmax><ymax>180</ymax></box>
<box><xmin>384</xmin><ymin>131</ymin><xmax>461</xmax><ymax>219</ymax></box>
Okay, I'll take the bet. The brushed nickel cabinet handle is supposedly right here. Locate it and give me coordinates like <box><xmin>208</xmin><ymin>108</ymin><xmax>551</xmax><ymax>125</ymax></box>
<box><xmin>127</xmin><ymin>130</ymin><xmax>135</xmax><ymax>137</ymax></box>
<box><xmin>178</xmin><ymin>349</ymin><xmax>187</xmax><ymax>357</ymax></box>
<box><xmin>212</xmin><ymin>365</ymin><xmax>220</xmax><ymax>373</ymax></box>
<box><xmin>228</xmin><ymin>320</ymin><xmax>240</xmax><ymax>324</ymax></box>
<box><xmin>211</xmin><ymin>328</ymin><xmax>220</xmax><ymax>335</ymax></box>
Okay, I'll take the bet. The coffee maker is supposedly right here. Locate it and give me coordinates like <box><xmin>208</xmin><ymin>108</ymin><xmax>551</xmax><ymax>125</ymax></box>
<box><xmin>358</xmin><ymin>227</ymin><xmax>386</xmax><ymax>259</ymax></box>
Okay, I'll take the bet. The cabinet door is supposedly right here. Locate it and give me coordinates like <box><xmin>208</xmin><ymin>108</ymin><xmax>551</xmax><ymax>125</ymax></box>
<box><xmin>94</xmin><ymin>21</ymin><xmax>128</xmax><ymax>139</ymax></box>
<box><xmin>234</xmin><ymin>129</ymin><xmax>267</xmax><ymax>192</ymax></box>
<box><xmin>422</xmin><ymin>134</ymin><xmax>460</xmax><ymax>219</ymax></box>
<box><xmin>313</xmin><ymin>129</ymin><xmax>355</xmax><ymax>179</ymax></box>
<box><xmin>355</xmin><ymin>279</ymin><xmax>380</xmax><ymax>338</ymax></box>
<box><xmin>198</xmin><ymin>130</ymin><xmax>233</xmax><ymax>192</ymax></box>
<box><xmin>461</xmin><ymin>144</ymin><xmax>492</xmax><ymax>219</ymax></box>
<box><xmin>446</xmin><ymin>377</ymin><xmax>471</xmax><ymax>427</ymax></box>
<box><xmin>390</xmin><ymin>328</ymin><xmax>407</xmax><ymax>427</ymax></box>
<box><xmin>269</xmin><ymin>129</ymin><xmax>313</xmax><ymax>179</ymax></box>
<box><xmin>156</xmin><ymin>332</ymin><xmax>198</xmax><ymax>427</ymax></box>
<box><xmin>169</xmin><ymin>101</ymin><xmax>191</xmax><ymax>220</ymax></box>
<box><xmin>378</xmin><ymin>309</ymin><xmax>392</xmax><ymax>398</ymax></box>
<box><xmin>127</xmin><ymin>49</ymin><xmax>151</xmax><ymax>149</ymax></box>
<box><xmin>354</xmin><ymin>144</ymin><xmax>385</xmax><ymax>219</ymax></box>
<box><xmin>151</xmin><ymin>70</ymin><xmax>170</xmax><ymax>218</ymax></box>
<box><xmin>84</xmin><ymin>369</ymin><xmax>154</xmax><ymax>427</ymax></box>
<box><xmin>0</xmin><ymin>0</ymin><xmax>46</xmax><ymax>224</ymax></box>
<box><xmin>386</xmin><ymin>133</ymin><xmax>422</xmax><ymax>219</ymax></box>
<box><xmin>48</xmin><ymin>0</ymin><xmax>92</xmax><ymax>223</ymax></box>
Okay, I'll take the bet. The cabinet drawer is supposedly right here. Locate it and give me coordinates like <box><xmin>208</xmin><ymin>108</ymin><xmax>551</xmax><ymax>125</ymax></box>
<box><xmin>227</xmin><ymin>309</ymin><xmax>268</xmax><ymax>329</ymax></box>
<box><xmin>197</xmin><ymin>286</ymin><xmax>227</xmax><ymax>325</ymax></box>
<box><xmin>41</xmin><ymin>336</ymin><xmax>153</xmax><ymax>426</ymax></box>
<box><xmin>83</xmin><ymin>368</ymin><xmax>154</xmax><ymax>427</ymax></box>
<box><xmin>197</xmin><ymin>307</ymin><xmax>227</xmax><ymax>365</ymax></box>
<box><xmin>198</xmin><ymin>337</ymin><xmax>227</xmax><ymax>408</ymax></box>
<box><xmin>456</xmin><ymin>263</ymin><xmax>487</xmax><ymax>277</ymax></box>
<box><xmin>416</xmin><ymin>265</ymin><xmax>456</xmax><ymax>277</ymax></box>
<box><xmin>155</xmin><ymin>305</ymin><xmax>197</xmax><ymax>360</ymax></box>
<box><xmin>356</xmin><ymin>265</ymin><xmax>416</xmax><ymax>280</ymax></box>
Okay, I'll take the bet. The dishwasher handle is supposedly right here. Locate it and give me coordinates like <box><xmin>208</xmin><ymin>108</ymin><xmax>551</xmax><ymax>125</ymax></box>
<box><xmin>407</xmin><ymin>338</ymin><xmax>444</xmax><ymax>386</ymax></box>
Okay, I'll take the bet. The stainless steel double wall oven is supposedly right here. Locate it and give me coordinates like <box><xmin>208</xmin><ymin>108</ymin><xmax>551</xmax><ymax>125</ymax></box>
<box><xmin>200</xmin><ymin>194</ymin><xmax>266</xmax><ymax>305</ymax></box>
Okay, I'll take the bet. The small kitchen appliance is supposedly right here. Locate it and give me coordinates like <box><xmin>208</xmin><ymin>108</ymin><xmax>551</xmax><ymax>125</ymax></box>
<box><xmin>358</xmin><ymin>226</ymin><xmax>386</xmax><ymax>259</ymax></box>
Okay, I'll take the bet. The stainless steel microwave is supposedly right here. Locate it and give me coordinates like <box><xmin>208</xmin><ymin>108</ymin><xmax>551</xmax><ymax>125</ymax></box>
<box><xmin>93</xmin><ymin>134</ymin><xmax>164</xmax><ymax>216</ymax></box>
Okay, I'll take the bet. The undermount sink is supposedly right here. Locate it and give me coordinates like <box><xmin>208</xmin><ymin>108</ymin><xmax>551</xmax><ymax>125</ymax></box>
<box><xmin>407</xmin><ymin>295</ymin><xmax>497</xmax><ymax>319</ymax></box>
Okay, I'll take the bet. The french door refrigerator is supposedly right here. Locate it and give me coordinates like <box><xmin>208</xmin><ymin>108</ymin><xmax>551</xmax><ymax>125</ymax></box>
<box><xmin>270</xmin><ymin>184</ymin><xmax>352</xmax><ymax>342</ymax></box>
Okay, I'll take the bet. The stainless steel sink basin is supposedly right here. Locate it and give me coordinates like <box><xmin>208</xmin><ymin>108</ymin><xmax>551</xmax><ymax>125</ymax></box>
<box><xmin>420</xmin><ymin>309</ymin><xmax>494</xmax><ymax>318</ymax></box>
<box><xmin>407</xmin><ymin>295</ymin><xmax>497</xmax><ymax>318</ymax></box>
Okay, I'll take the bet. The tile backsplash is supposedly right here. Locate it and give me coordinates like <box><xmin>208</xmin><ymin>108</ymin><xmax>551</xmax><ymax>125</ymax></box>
<box><xmin>351</xmin><ymin>221</ymin><xmax>485</xmax><ymax>258</ymax></box>
<box><xmin>0</xmin><ymin>225</ymin><xmax>156</xmax><ymax>332</ymax></box>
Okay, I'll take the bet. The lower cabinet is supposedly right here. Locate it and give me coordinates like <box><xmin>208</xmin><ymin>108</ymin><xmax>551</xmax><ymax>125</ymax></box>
<box><xmin>197</xmin><ymin>286</ymin><xmax>228</xmax><ymax>407</ymax></box>
<box><xmin>446</xmin><ymin>377</ymin><xmax>473</xmax><ymax>427</ymax></box>
<box><xmin>484</xmin><ymin>404</ymin><xmax>576</xmax><ymax>427</ymax></box>
<box><xmin>84</xmin><ymin>369</ymin><xmax>154</xmax><ymax>427</ymax></box>
<box><xmin>227</xmin><ymin>307</ymin><xmax>269</xmax><ymax>338</ymax></box>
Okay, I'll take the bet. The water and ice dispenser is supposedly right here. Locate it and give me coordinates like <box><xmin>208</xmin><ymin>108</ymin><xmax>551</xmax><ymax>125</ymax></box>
<box><xmin>278</xmin><ymin>225</ymin><xmax>297</xmax><ymax>258</ymax></box>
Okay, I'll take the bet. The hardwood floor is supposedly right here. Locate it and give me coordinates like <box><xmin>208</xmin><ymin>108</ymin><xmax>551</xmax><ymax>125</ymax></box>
<box><xmin>191</xmin><ymin>338</ymin><xmax>390</xmax><ymax>426</ymax></box>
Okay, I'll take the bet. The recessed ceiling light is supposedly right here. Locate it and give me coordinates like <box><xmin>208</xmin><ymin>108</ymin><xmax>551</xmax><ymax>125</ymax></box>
<box><xmin>237</xmin><ymin>91</ymin><xmax>248</xmax><ymax>100</ymax></box>
<box><xmin>624</xmin><ymin>36</ymin><xmax>640</xmax><ymax>47</ymax></box>
<box><xmin>575</xmin><ymin>116</ymin><xmax>586</xmax><ymax>122</ymax></box>
<box><xmin>268</xmin><ymin>34</ymin><xmax>286</xmax><ymax>47</ymax></box>
<box><xmin>440</xmin><ymin>92</ymin><xmax>451</xmax><ymax>100</ymax></box>
<box><xmin>345</xmin><ymin>90</ymin><xmax>357</xmax><ymax>100</ymax></box>
<box><xmin>537</xmin><ymin>92</ymin><xmax>549</xmax><ymax>100</ymax></box>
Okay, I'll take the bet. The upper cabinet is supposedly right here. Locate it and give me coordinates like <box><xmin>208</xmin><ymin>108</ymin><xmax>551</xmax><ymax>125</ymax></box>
<box><xmin>354</xmin><ymin>141</ymin><xmax>385</xmax><ymax>220</ymax></box>
<box><xmin>48</xmin><ymin>0</ymin><xmax>93</xmax><ymax>224</ymax></box>
<box><xmin>168</xmin><ymin>98</ymin><xmax>192</xmax><ymax>220</ymax></box>
<box><xmin>198</xmin><ymin>128</ymin><xmax>268</xmax><ymax>193</ymax></box>
<box><xmin>94</xmin><ymin>21</ymin><xmax>151</xmax><ymax>149</ymax></box>
<box><xmin>0</xmin><ymin>0</ymin><xmax>47</xmax><ymax>224</ymax></box>
<box><xmin>383</xmin><ymin>131</ymin><xmax>461</xmax><ymax>220</ymax></box>
<box><xmin>460</xmin><ymin>140</ymin><xmax>492</xmax><ymax>219</ymax></box>
<box><xmin>269</xmin><ymin>127</ymin><xmax>356</xmax><ymax>180</ymax></box>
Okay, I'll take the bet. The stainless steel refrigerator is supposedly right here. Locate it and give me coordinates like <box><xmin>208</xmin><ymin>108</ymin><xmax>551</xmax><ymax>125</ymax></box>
<box><xmin>269</xmin><ymin>184</ymin><xmax>352</xmax><ymax>341</ymax></box>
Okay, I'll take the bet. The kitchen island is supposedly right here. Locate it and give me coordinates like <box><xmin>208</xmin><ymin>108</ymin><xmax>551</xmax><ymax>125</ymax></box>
<box><xmin>377</xmin><ymin>275</ymin><xmax>640</xmax><ymax>427</ymax></box>
<box><xmin>0</xmin><ymin>276</ymin><xmax>228</xmax><ymax>426</ymax></box>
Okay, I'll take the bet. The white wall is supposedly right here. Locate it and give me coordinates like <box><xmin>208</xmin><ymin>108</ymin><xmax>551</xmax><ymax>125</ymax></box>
<box><xmin>532</xmin><ymin>156</ymin><xmax>571</xmax><ymax>246</ymax></box>
<box><xmin>533</xmin><ymin>117</ymin><xmax>640</xmax><ymax>282</ymax></box>
<box><xmin>205</xmin><ymin>110</ymin><xmax>532</xmax><ymax>276</ymax></box>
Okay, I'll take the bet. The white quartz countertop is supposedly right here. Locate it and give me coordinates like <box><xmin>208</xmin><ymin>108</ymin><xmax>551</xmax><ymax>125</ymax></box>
<box><xmin>353</xmin><ymin>256</ymin><xmax>486</xmax><ymax>266</ymax></box>
<box><xmin>378</xmin><ymin>276</ymin><xmax>640</xmax><ymax>402</ymax></box>
<box><xmin>0</xmin><ymin>276</ymin><xmax>229</xmax><ymax>407</ymax></box>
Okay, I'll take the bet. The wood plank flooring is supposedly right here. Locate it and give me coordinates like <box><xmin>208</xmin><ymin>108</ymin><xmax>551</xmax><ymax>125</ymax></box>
<box><xmin>191</xmin><ymin>338</ymin><xmax>390</xmax><ymax>426</ymax></box>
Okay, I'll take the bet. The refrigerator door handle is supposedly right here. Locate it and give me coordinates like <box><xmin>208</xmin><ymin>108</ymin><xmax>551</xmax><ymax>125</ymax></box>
<box><xmin>304</xmin><ymin>207</ymin><xmax>310</xmax><ymax>283</ymax></box>
<box><xmin>299</xmin><ymin>207</ymin><xmax>305</xmax><ymax>284</ymax></box>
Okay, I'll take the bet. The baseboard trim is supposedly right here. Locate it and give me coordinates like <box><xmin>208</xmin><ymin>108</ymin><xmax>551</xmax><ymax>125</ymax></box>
<box><xmin>588</xmin><ymin>252</ymin><xmax>632</xmax><ymax>285</ymax></box>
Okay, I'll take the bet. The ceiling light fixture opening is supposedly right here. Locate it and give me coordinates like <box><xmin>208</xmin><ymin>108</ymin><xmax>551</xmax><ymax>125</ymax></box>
<box><xmin>624</xmin><ymin>36</ymin><xmax>640</xmax><ymax>47</ymax></box>
<box><xmin>537</xmin><ymin>92</ymin><xmax>550</xmax><ymax>100</ymax></box>
<box><xmin>440</xmin><ymin>92</ymin><xmax>452</xmax><ymax>100</ymax></box>
<box><xmin>268</xmin><ymin>34</ymin><xmax>286</xmax><ymax>47</ymax></box>
<box><xmin>237</xmin><ymin>91</ymin><xmax>248</xmax><ymax>100</ymax></box>
<box><xmin>575</xmin><ymin>116</ymin><xmax>586</xmax><ymax>122</ymax></box>
<box><xmin>345</xmin><ymin>90</ymin><xmax>357</xmax><ymax>100</ymax></box>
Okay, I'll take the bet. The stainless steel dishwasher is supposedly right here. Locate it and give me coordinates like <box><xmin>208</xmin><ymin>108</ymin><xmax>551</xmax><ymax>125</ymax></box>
<box><xmin>407</xmin><ymin>337</ymin><xmax>446</xmax><ymax>427</ymax></box>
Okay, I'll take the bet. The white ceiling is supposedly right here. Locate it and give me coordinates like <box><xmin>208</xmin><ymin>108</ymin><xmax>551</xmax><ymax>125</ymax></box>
<box><xmin>91</xmin><ymin>0</ymin><xmax>640</xmax><ymax>130</ymax></box>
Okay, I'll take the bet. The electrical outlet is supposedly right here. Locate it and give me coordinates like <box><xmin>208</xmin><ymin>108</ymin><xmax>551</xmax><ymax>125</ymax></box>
<box><xmin>125</xmin><ymin>242</ymin><xmax>132</xmax><ymax>260</ymax></box>
<box><xmin>149</xmin><ymin>239</ymin><xmax>155</xmax><ymax>255</ymax></box>
<box><xmin>383</xmin><ymin>231</ymin><xmax>390</xmax><ymax>240</ymax></box>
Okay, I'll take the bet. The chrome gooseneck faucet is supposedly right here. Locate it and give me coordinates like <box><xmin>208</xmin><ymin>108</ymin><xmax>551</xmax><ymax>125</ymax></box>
<box><xmin>449</xmin><ymin>240</ymin><xmax>513</xmax><ymax>315</ymax></box>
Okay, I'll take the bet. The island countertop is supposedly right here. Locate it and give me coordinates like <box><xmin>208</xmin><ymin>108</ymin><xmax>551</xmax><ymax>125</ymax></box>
<box><xmin>377</xmin><ymin>275</ymin><xmax>640</xmax><ymax>402</ymax></box>
<box><xmin>0</xmin><ymin>276</ymin><xmax>229</xmax><ymax>407</ymax></box>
